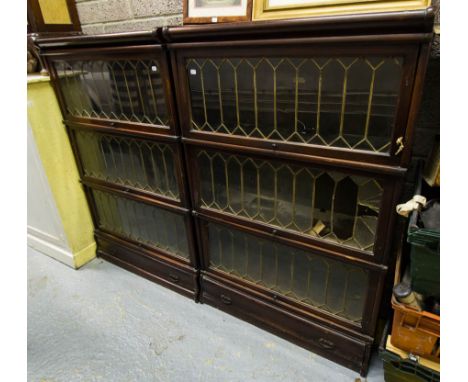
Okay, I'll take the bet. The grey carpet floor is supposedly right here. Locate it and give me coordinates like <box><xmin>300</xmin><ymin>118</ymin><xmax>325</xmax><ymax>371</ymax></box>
<box><xmin>28</xmin><ymin>247</ymin><xmax>384</xmax><ymax>382</ymax></box>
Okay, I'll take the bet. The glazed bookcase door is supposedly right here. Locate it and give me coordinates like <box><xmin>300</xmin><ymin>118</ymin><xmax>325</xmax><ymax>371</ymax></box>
<box><xmin>85</xmin><ymin>183</ymin><xmax>197</xmax><ymax>266</ymax></box>
<box><xmin>45</xmin><ymin>46</ymin><xmax>177</xmax><ymax>136</ymax></box>
<box><xmin>187</xmin><ymin>145</ymin><xmax>398</xmax><ymax>264</ymax></box>
<box><xmin>69</xmin><ymin>124</ymin><xmax>188</xmax><ymax>207</ymax></box>
<box><xmin>196</xmin><ymin>217</ymin><xmax>384</xmax><ymax>335</ymax></box>
<box><xmin>173</xmin><ymin>43</ymin><xmax>419</xmax><ymax>166</ymax></box>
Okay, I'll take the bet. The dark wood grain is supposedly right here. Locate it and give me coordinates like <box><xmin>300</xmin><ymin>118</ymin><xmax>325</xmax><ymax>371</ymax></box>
<box><xmin>96</xmin><ymin>232</ymin><xmax>199</xmax><ymax>300</ymax></box>
<box><xmin>201</xmin><ymin>275</ymin><xmax>372</xmax><ymax>375</ymax></box>
<box><xmin>36</xmin><ymin>31</ymin><xmax>158</xmax><ymax>49</ymax></box>
<box><xmin>164</xmin><ymin>8</ymin><xmax>434</xmax><ymax>42</ymax></box>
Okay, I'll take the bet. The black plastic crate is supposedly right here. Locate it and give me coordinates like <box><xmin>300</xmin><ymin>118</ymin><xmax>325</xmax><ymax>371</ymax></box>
<box><xmin>407</xmin><ymin>162</ymin><xmax>440</xmax><ymax>299</ymax></box>
<box><xmin>379</xmin><ymin>322</ymin><xmax>440</xmax><ymax>382</ymax></box>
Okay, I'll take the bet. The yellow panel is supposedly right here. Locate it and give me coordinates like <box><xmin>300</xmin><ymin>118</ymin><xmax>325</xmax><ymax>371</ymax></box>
<box><xmin>38</xmin><ymin>0</ymin><xmax>72</xmax><ymax>24</ymax></box>
<box><xmin>27</xmin><ymin>77</ymin><xmax>96</xmax><ymax>268</ymax></box>
<box><xmin>253</xmin><ymin>0</ymin><xmax>432</xmax><ymax>20</ymax></box>
<box><xmin>73</xmin><ymin>242</ymin><xmax>97</xmax><ymax>269</ymax></box>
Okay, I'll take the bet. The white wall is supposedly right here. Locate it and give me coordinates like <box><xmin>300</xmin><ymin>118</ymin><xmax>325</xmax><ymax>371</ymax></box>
<box><xmin>27</xmin><ymin>120</ymin><xmax>75</xmax><ymax>267</ymax></box>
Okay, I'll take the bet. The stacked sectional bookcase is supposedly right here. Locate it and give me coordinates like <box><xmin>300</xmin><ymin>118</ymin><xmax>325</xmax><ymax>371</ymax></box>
<box><xmin>39</xmin><ymin>32</ymin><xmax>200</xmax><ymax>300</ymax></box>
<box><xmin>38</xmin><ymin>9</ymin><xmax>434</xmax><ymax>375</ymax></box>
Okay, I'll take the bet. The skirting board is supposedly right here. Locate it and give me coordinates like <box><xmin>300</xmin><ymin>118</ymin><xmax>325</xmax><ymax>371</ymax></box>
<box><xmin>27</xmin><ymin>232</ymin><xmax>96</xmax><ymax>269</ymax></box>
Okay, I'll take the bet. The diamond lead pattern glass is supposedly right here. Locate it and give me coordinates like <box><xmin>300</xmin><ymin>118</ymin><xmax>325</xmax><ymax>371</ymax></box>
<box><xmin>197</xmin><ymin>151</ymin><xmax>383</xmax><ymax>253</ymax></box>
<box><xmin>75</xmin><ymin>130</ymin><xmax>180</xmax><ymax>200</ymax></box>
<box><xmin>92</xmin><ymin>189</ymin><xmax>189</xmax><ymax>259</ymax></box>
<box><xmin>187</xmin><ymin>56</ymin><xmax>403</xmax><ymax>152</ymax></box>
<box><xmin>53</xmin><ymin>59</ymin><xmax>169</xmax><ymax>126</ymax></box>
<box><xmin>208</xmin><ymin>223</ymin><xmax>369</xmax><ymax>323</ymax></box>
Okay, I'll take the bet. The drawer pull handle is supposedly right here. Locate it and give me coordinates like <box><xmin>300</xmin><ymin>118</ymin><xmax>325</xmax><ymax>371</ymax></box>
<box><xmin>168</xmin><ymin>274</ymin><xmax>180</xmax><ymax>283</ymax></box>
<box><xmin>318</xmin><ymin>338</ymin><xmax>335</xmax><ymax>350</ymax></box>
<box><xmin>220</xmin><ymin>294</ymin><xmax>232</xmax><ymax>305</ymax></box>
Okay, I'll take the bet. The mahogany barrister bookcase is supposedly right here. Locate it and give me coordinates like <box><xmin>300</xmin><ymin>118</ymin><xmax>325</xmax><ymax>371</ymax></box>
<box><xmin>38</xmin><ymin>32</ymin><xmax>200</xmax><ymax>300</ymax></box>
<box><xmin>37</xmin><ymin>9</ymin><xmax>433</xmax><ymax>376</ymax></box>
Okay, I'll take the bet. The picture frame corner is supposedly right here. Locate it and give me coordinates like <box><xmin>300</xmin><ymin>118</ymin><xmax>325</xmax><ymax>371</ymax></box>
<box><xmin>183</xmin><ymin>0</ymin><xmax>254</xmax><ymax>25</ymax></box>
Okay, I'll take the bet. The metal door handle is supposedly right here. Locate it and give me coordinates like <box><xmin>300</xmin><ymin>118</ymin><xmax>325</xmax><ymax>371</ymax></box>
<box><xmin>318</xmin><ymin>338</ymin><xmax>335</xmax><ymax>350</ymax></box>
<box><xmin>395</xmin><ymin>136</ymin><xmax>405</xmax><ymax>155</ymax></box>
<box><xmin>220</xmin><ymin>294</ymin><xmax>232</xmax><ymax>305</ymax></box>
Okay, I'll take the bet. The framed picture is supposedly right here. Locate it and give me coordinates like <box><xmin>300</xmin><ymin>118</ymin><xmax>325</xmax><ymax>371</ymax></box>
<box><xmin>184</xmin><ymin>0</ymin><xmax>253</xmax><ymax>24</ymax></box>
<box><xmin>27</xmin><ymin>0</ymin><xmax>81</xmax><ymax>34</ymax></box>
<box><xmin>252</xmin><ymin>0</ymin><xmax>432</xmax><ymax>21</ymax></box>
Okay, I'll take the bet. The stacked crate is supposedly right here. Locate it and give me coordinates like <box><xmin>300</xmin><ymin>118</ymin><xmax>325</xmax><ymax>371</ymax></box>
<box><xmin>381</xmin><ymin>160</ymin><xmax>440</xmax><ymax>381</ymax></box>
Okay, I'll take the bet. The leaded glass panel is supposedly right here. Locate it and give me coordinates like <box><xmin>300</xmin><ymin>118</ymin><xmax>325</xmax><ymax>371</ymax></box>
<box><xmin>53</xmin><ymin>59</ymin><xmax>169</xmax><ymax>126</ymax></box>
<box><xmin>91</xmin><ymin>189</ymin><xmax>189</xmax><ymax>259</ymax></box>
<box><xmin>197</xmin><ymin>150</ymin><xmax>383</xmax><ymax>253</ymax></box>
<box><xmin>75</xmin><ymin>130</ymin><xmax>179</xmax><ymax>200</ymax></box>
<box><xmin>208</xmin><ymin>223</ymin><xmax>368</xmax><ymax>323</ymax></box>
<box><xmin>187</xmin><ymin>56</ymin><xmax>402</xmax><ymax>153</ymax></box>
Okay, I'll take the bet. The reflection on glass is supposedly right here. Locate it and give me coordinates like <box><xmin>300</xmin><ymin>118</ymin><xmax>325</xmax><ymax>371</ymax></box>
<box><xmin>75</xmin><ymin>130</ymin><xmax>179</xmax><ymax>200</ymax></box>
<box><xmin>92</xmin><ymin>189</ymin><xmax>189</xmax><ymax>259</ymax></box>
<box><xmin>208</xmin><ymin>223</ymin><xmax>368</xmax><ymax>322</ymax></box>
<box><xmin>53</xmin><ymin>59</ymin><xmax>168</xmax><ymax>126</ymax></box>
<box><xmin>198</xmin><ymin>150</ymin><xmax>383</xmax><ymax>252</ymax></box>
<box><xmin>187</xmin><ymin>56</ymin><xmax>402</xmax><ymax>152</ymax></box>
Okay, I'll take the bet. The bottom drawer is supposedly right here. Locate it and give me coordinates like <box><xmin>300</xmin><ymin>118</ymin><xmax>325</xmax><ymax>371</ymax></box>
<box><xmin>201</xmin><ymin>274</ymin><xmax>372</xmax><ymax>376</ymax></box>
<box><xmin>96</xmin><ymin>234</ymin><xmax>199</xmax><ymax>300</ymax></box>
